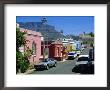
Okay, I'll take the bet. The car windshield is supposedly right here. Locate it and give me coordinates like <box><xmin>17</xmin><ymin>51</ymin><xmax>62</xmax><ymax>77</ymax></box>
<box><xmin>42</xmin><ymin>59</ymin><xmax>49</xmax><ymax>62</ymax></box>
<box><xmin>68</xmin><ymin>53</ymin><xmax>75</xmax><ymax>55</ymax></box>
<box><xmin>77</xmin><ymin>57</ymin><xmax>89</xmax><ymax>61</ymax></box>
<box><xmin>50</xmin><ymin>58</ymin><xmax>54</xmax><ymax>61</ymax></box>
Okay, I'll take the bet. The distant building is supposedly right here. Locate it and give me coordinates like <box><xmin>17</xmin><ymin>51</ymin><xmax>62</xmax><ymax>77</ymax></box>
<box><xmin>79</xmin><ymin>33</ymin><xmax>94</xmax><ymax>40</ymax></box>
<box><xmin>19</xmin><ymin>28</ymin><xmax>42</xmax><ymax>64</ymax></box>
<box><xmin>79</xmin><ymin>33</ymin><xmax>94</xmax><ymax>47</ymax></box>
<box><xmin>69</xmin><ymin>40</ymin><xmax>77</xmax><ymax>51</ymax></box>
<box><xmin>62</xmin><ymin>38</ymin><xmax>80</xmax><ymax>51</ymax></box>
<box><xmin>74</xmin><ymin>41</ymin><xmax>82</xmax><ymax>51</ymax></box>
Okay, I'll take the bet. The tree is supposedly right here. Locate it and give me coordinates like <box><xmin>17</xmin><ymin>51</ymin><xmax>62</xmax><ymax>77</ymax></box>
<box><xmin>16</xmin><ymin>28</ymin><xmax>26</xmax><ymax>51</ymax></box>
<box><xmin>16</xmin><ymin>28</ymin><xmax>31</xmax><ymax>73</ymax></box>
<box><xmin>89</xmin><ymin>32</ymin><xmax>94</xmax><ymax>37</ymax></box>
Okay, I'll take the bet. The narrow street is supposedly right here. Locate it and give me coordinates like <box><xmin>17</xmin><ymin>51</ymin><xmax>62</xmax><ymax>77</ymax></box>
<box><xmin>31</xmin><ymin>47</ymin><xmax>90</xmax><ymax>74</ymax></box>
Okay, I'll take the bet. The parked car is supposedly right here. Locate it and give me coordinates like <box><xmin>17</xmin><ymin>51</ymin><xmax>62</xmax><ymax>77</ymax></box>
<box><xmin>89</xmin><ymin>48</ymin><xmax>94</xmax><ymax>61</ymax></box>
<box><xmin>72</xmin><ymin>55</ymin><xmax>94</xmax><ymax>74</ymax></box>
<box><xmin>34</xmin><ymin>58</ymin><xmax>57</xmax><ymax>70</ymax></box>
<box><xmin>49</xmin><ymin>58</ymin><xmax>57</xmax><ymax>63</ymax></box>
<box><xmin>68</xmin><ymin>52</ymin><xmax>77</xmax><ymax>60</ymax></box>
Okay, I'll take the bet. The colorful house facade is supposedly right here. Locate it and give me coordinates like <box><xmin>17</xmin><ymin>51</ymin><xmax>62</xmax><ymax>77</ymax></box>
<box><xmin>49</xmin><ymin>40</ymin><xmax>63</xmax><ymax>61</ymax></box>
<box><xmin>74</xmin><ymin>41</ymin><xmax>82</xmax><ymax>51</ymax></box>
<box><xmin>19</xmin><ymin>28</ymin><xmax>42</xmax><ymax>64</ymax></box>
<box><xmin>41</xmin><ymin>41</ymin><xmax>53</xmax><ymax>59</ymax></box>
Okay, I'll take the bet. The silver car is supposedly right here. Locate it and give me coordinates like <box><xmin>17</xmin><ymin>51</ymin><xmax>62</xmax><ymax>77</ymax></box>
<box><xmin>34</xmin><ymin>58</ymin><xmax>57</xmax><ymax>70</ymax></box>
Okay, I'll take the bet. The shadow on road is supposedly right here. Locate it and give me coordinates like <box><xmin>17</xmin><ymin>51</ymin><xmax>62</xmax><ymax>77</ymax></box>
<box><xmin>34</xmin><ymin>66</ymin><xmax>55</xmax><ymax>71</ymax></box>
<box><xmin>72</xmin><ymin>64</ymin><xmax>94</xmax><ymax>74</ymax></box>
<box><xmin>34</xmin><ymin>68</ymin><xmax>46</xmax><ymax>71</ymax></box>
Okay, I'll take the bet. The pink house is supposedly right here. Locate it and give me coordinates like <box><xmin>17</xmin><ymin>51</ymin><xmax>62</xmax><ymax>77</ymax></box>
<box><xmin>20</xmin><ymin>28</ymin><xmax>42</xmax><ymax>64</ymax></box>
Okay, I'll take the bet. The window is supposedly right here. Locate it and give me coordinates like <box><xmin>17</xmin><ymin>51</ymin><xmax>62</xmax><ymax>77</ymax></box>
<box><xmin>32</xmin><ymin>41</ymin><xmax>36</xmax><ymax>55</ymax></box>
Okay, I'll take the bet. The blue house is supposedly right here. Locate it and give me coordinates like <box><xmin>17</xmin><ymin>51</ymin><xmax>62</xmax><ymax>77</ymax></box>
<box><xmin>75</xmin><ymin>41</ymin><xmax>81</xmax><ymax>51</ymax></box>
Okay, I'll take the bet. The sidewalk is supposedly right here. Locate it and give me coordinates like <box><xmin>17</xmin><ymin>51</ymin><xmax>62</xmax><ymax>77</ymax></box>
<box><xmin>59</xmin><ymin>59</ymin><xmax>67</xmax><ymax>62</ymax></box>
<box><xmin>25</xmin><ymin>69</ymin><xmax>36</xmax><ymax>74</ymax></box>
<box><xmin>17</xmin><ymin>68</ymin><xmax>36</xmax><ymax>75</ymax></box>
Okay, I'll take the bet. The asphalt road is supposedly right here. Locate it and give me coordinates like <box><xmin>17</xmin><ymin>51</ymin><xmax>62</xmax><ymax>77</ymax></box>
<box><xmin>81</xmin><ymin>47</ymin><xmax>90</xmax><ymax>55</ymax></box>
<box><xmin>31</xmin><ymin>47</ymin><xmax>90</xmax><ymax>74</ymax></box>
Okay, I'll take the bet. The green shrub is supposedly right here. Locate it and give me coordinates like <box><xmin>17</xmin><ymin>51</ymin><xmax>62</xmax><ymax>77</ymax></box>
<box><xmin>16</xmin><ymin>28</ymin><xmax>33</xmax><ymax>73</ymax></box>
<box><xmin>16</xmin><ymin>51</ymin><xmax>30</xmax><ymax>73</ymax></box>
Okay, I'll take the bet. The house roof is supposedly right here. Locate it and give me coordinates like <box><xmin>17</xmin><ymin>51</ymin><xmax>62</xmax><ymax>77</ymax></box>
<box><xmin>20</xmin><ymin>28</ymin><xmax>42</xmax><ymax>37</ymax></box>
<box><xmin>51</xmin><ymin>40</ymin><xmax>62</xmax><ymax>45</ymax></box>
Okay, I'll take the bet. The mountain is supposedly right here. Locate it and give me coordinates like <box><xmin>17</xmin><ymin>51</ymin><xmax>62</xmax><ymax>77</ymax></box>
<box><xmin>17</xmin><ymin>22</ymin><xmax>64</xmax><ymax>41</ymax></box>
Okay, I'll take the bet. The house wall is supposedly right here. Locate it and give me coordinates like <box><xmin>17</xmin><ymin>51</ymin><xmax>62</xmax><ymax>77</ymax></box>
<box><xmin>75</xmin><ymin>41</ymin><xmax>81</xmax><ymax>50</ymax></box>
<box><xmin>49</xmin><ymin>45</ymin><xmax>55</xmax><ymax>58</ymax></box>
<box><xmin>20</xmin><ymin>29</ymin><xmax>42</xmax><ymax>64</ymax></box>
<box><xmin>25</xmin><ymin>34</ymin><xmax>41</xmax><ymax>64</ymax></box>
<box><xmin>49</xmin><ymin>44</ymin><xmax>63</xmax><ymax>61</ymax></box>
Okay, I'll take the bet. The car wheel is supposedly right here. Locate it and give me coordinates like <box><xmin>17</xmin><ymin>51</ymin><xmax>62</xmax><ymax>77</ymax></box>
<box><xmin>46</xmin><ymin>65</ymin><xmax>49</xmax><ymax>70</ymax></box>
<box><xmin>34</xmin><ymin>66</ymin><xmax>37</xmax><ymax>71</ymax></box>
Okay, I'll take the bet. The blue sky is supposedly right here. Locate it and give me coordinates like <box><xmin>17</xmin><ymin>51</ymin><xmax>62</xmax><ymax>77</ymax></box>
<box><xmin>16</xmin><ymin>16</ymin><xmax>94</xmax><ymax>36</ymax></box>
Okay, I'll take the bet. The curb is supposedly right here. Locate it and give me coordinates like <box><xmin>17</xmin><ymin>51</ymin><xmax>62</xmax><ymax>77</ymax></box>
<box><xmin>25</xmin><ymin>69</ymin><xmax>36</xmax><ymax>74</ymax></box>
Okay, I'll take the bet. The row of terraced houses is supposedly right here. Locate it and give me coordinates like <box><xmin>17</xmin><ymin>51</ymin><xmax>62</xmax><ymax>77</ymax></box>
<box><xmin>17</xmin><ymin>23</ymin><xmax>82</xmax><ymax>65</ymax></box>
